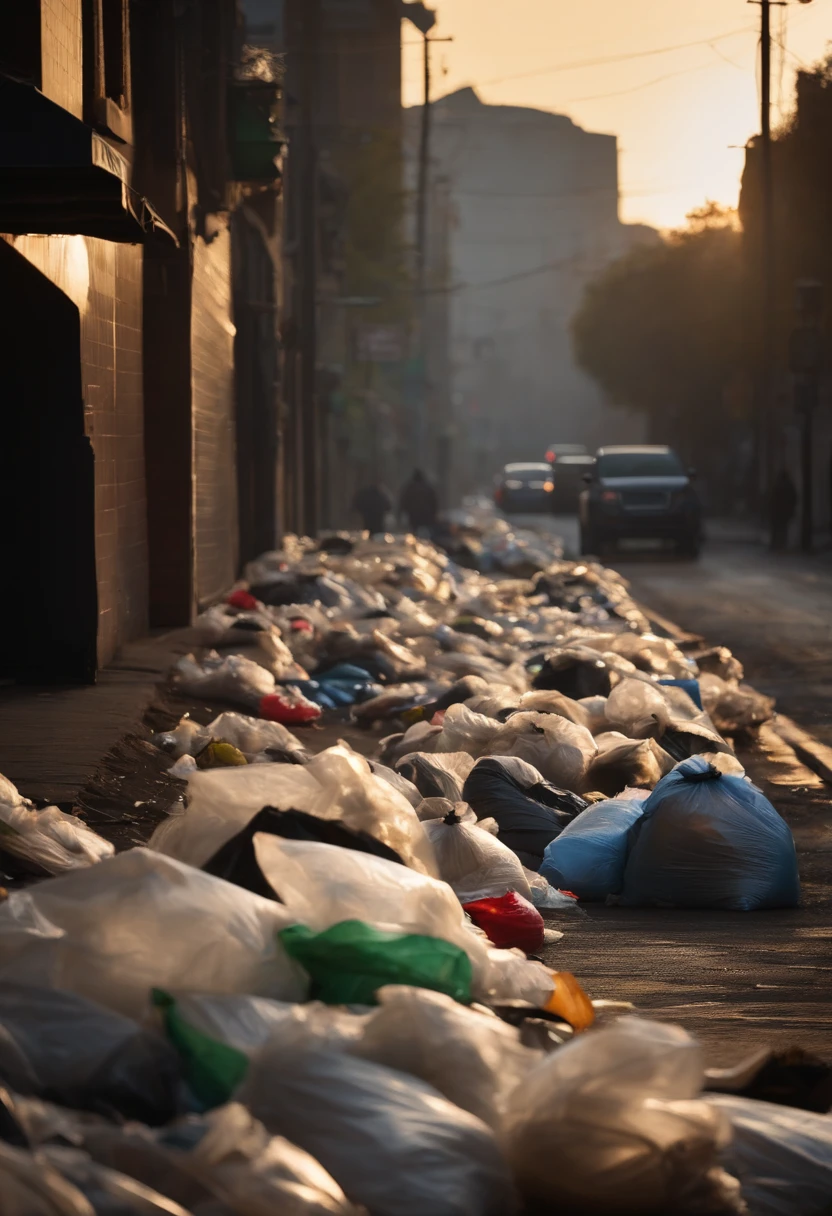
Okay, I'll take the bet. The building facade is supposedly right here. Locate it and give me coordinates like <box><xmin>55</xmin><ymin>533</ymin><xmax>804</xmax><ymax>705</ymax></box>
<box><xmin>1</xmin><ymin>0</ymin><xmax>285</xmax><ymax>682</ymax></box>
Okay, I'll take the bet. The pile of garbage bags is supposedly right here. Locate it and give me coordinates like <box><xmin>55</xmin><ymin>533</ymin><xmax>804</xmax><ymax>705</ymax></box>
<box><xmin>0</xmin><ymin>523</ymin><xmax>821</xmax><ymax>1215</ymax></box>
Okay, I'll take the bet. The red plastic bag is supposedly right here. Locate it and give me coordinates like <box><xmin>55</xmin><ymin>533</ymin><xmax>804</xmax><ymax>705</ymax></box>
<box><xmin>462</xmin><ymin>891</ymin><xmax>545</xmax><ymax>953</ymax></box>
<box><xmin>227</xmin><ymin>589</ymin><xmax>259</xmax><ymax>611</ymax></box>
<box><xmin>258</xmin><ymin>690</ymin><xmax>322</xmax><ymax>724</ymax></box>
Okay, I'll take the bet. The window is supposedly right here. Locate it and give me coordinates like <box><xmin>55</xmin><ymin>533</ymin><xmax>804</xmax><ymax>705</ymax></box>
<box><xmin>84</xmin><ymin>0</ymin><xmax>131</xmax><ymax>142</ymax></box>
<box><xmin>101</xmin><ymin>0</ymin><xmax>126</xmax><ymax>105</ymax></box>
<box><xmin>596</xmin><ymin>452</ymin><xmax>684</xmax><ymax>478</ymax></box>
<box><xmin>1</xmin><ymin>1</ymin><xmax>42</xmax><ymax>86</ymax></box>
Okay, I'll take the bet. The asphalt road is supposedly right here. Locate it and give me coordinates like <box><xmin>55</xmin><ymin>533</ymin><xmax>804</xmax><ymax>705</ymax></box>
<box><xmin>513</xmin><ymin>513</ymin><xmax>832</xmax><ymax>1064</ymax></box>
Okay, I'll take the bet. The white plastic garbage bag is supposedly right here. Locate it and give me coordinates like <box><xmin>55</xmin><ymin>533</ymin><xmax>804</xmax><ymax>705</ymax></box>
<box><xmin>582</xmin><ymin>737</ymin><xmax>667</xmax><ymax>796</ymax></box>
<box><xmin>31</xmin><ymin>1099</ymin><xmax>364</xmax><ymax>1216</ymax></box>
<box><xmin>149</xmin><ymin>764</ymin><xmax>322</xmax><ymax>868</ymax></box>
<box><xmin>252</xmin><ymin>835</ymin><xmax>487</xmax><ymax>974</ymax></box>
<box><xmin>173</xmin><ymin>651</ymin><xmax>275</xmax><ymax>703</ymax></box>
<box><xmin>355</xmin><ymin>984</ymin><xmax>538</xmax><ymax>1128</ymax></box>
<box><xmin>0</xmin><ymin>773</ymin><xmax>113</xmax><ymax>875</ymax></box>
<box><xmin>490</xmin><ymin>711</ymin><xmax>597</xmax><ymax>792</ymax></box>
<box><xmin>158</xmin><ymin>990</ymin><xmax>368</xmax><ymax>1061</ymax></box>
<box><xmin>708</xmin><ymin>1094</ymin><xmax>832</xmax><ymax>1216</ymax></box>
<box><xmin>238</xmin><ymin>1046</ymin><xmax>518</xmax><ymax>1216</ymax></box>
<box><xmin>604</xmin><ymin>677</ymin><xmax>670</xmax><ymax>739</ymax></box>
<box><xmin>0</xmin><ymin>849</ymin><xmax>306</xmax><ymax>1019</ymax></box>
<box><xmin>503</xmin><ymin>1017</ymin><xmax>736</xmax><ymax>1215</ymax></box>
<box><xmin>153</xmin><ymin>717</ymin><xmax>210</xmax><ymax>759</ymax></box>
<box><xmin>433</xmin><ymin>703</ymin><xmax>504</xmax><ymax>757</ymax></box>
<box><xmin>303</xmin><ymin>746</ymin><xmax>438</xmax><ymax>876</ymax></box>
<box><xmin>204</xmin><ymin>711</ymin><xmax>305</xmax><ymax>758</ymax></box>
<box><xmin>0</xmin><ymin>803</ymin><xmax>113</xmax><ymax>875</ymax></box>
<box><xmin>422</xmin><ymin>808</ymin><xmax>533</xmax><ymax>902</ymax></box>
<box><xmin>168</xmin><ymin>1101</ymin><xmax>364</xmax><ymax>1216</ymax></box>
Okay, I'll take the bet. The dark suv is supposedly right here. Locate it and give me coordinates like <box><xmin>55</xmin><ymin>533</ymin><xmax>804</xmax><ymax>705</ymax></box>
<box><xmin>578</xmin><ymin>445</ymin><xmax>702</xmax><ymax>557</ymax></box>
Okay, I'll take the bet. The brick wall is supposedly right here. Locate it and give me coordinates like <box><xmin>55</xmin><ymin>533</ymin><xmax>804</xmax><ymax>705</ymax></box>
<box><xmin>7</xmin><ymin>234</ymin><xmax>149</xmax><ymax>666</ymax></box>
<box><xmin>84</xmin><ymin>240</ymin><xmax>148</xmax><ymax>664</ymax></box>
<box><xmin>40</xmin><ymin>0</ymin><xmax>83</xmax><ymax>118</ymax></box>
<box><xmin>192</xmin><ymin>226</ymin><xmax>239</xmax><ymax>605</ymax></box>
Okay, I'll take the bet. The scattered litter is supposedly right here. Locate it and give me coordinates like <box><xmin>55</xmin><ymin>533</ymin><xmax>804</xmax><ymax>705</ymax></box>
<box><xmin>0</xmin><ymin>520</ymin><xmax>811</xmax><ymax>1216</ymax></box>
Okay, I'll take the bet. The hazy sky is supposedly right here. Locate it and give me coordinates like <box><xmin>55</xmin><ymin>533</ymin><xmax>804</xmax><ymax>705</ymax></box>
<box><xmin>401</xmin><ymin>0</ymin><xmax>831</xmax><ymax>230</ymax></box>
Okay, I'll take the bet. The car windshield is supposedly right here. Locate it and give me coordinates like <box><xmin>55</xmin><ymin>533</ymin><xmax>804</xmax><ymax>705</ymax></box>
<box><xmin>596</xmin><ymin>451</ymin><xmax>683</xmax><ymax>478</ymax></box>
<box><xmin>505</xmin><ymin>465</ymin><xmax>550</xmax><ymax>483</ymax></box>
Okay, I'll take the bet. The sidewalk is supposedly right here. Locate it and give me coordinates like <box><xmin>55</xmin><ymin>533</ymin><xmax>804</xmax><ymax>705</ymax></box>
<box><xmin>0</xmin><ymin>631</ymin><xmax>193</xmax><ymax>840</ymax></box>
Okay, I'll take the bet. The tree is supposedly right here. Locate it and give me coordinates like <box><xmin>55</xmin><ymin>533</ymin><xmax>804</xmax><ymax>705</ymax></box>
<box><xmin>572</xmin><ymin>206</ymin><xmax>753</xmax><ymax>507</ymax></box>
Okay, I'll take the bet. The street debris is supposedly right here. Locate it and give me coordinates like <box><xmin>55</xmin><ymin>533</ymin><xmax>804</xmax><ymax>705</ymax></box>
<box><xmin>0</xmin><ymin>520</ymin><xmax>825</xmax><ymax>1215</ymax></box>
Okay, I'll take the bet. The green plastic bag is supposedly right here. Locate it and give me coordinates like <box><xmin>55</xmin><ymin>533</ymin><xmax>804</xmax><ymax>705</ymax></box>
<box><xmin>153</xmin><ymin>989</ymin><xmax>248</xmax><ymax>1109</ymax></box>
<box><xmin>279</xmin><ymin>920</ymin><xmax>473</xmax><ymax>1006</ymax></box>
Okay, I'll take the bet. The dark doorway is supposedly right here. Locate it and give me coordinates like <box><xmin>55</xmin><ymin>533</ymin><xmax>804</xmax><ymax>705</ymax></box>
<box><xmin>0</xmin><ymin>242</ymin><xmax>97</xmax><ymax>683</ymax></box>
<box><xmin>232</xmin><ymin>209</ymin><xmax>280</xmax><ymax>564</ymax></box>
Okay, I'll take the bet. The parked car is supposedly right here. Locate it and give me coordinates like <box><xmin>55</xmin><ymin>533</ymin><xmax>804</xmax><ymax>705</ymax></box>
<box><xmin>578</xmin><ymin>445</ymin><xmax>702</xmax><ymax>556</ymax></box>
<box><xmin>544</xmin><ymin>443</ymin><xmax>595</xmax><ymax>510</ymax></box>
<box><xmin>494</xmin><ymin>463</ymin><xmax>555</xmax><ymax>514</ymax></box>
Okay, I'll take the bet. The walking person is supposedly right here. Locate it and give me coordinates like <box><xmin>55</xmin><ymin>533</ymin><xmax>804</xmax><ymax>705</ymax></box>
<box><xmin>769</xmin><ymin>467</ymin><xmax>798</xmax><ymax>551</ymax></box>
<box><xmin>352</xmin><ymin>481</ymin><xmax>392</xmax><ymax>536</ymax></box>
<box><xmin>399</xmin><ymin>469</ymin><xmax>438</xmax><ymax>538</ymax></box>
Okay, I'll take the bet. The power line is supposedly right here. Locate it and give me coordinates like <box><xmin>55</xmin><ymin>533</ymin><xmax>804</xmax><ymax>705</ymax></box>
<box><xmin>474</xmin><ymin>26</ymin><xmax>755</xmax><ymax>88</ymax></box>
<box><xmin>561</xmin><ymin>59</ymin><xmax>718</xmax><ymax>105</ymax></box>
<box><xmin>419</xmin><ymin>253</ymin><xmax>585</xmax><ymax>296</ymax></box>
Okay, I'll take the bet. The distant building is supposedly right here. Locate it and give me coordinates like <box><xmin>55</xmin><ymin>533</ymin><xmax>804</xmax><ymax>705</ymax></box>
<box><xmin>407</xmin><ymin>86</ymin><xmax>656</xmax><ymax>492</ymax></box>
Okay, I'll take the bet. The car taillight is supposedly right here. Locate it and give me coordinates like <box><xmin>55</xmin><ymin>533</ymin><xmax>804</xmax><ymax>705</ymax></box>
<box><xmin>495</xmin><ymin>487</ymin><xmax>503</xmax><ymax>504</ymax></box>
<box><xmin>543</xmin><ymin>481</ymin><xmax>554</xmax><ymax>492</ymax></box>
<box><xmin>601</xmin><ymin>490</ymin><xmax>620</xmax><ymax>504</ymax></box>
<box><xmin>545</xmin><ymin>449</ymin><xmax>555</xmax><ymax>463</ymax></box>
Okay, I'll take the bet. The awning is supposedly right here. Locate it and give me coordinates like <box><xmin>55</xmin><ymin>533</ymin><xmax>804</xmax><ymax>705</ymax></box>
<box><xmin>0</xmin><ymin>75</ymin><xmax>178</xmax><ymax>244</ymax></box>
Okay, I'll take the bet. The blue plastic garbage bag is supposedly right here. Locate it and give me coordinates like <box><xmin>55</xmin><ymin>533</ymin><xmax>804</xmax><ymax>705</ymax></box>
<box><xmin>539</xmin><ymin>798</ymin><xmax>646</xmax><ymax>901</ymax></box>
<box><xmin>619</xmin><ymin>756</ymin><xmax>800</xmax><ymax>911</ymax></box>
<box><xmin>316</xmin><ymin>662</ymin><xmax>376</xmax><ymax>683</ymax></box>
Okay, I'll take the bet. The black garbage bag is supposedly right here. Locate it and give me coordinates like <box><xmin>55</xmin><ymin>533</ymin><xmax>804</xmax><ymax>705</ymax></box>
<box><xmin>0</xmin><ymin>985</ymin><xmax>181</xmax><ymax>1126</ymax></box>
<box><xmin>530</xmin><ymin>646</ymin><xmax>614</xmax><ymax>699</ymax></box>
<box><xmin>462</xmin><ymin>756</ymin><xmax>587</xmax><ymax>870</ymax></box>
<box><xmin>202</xmin><ymin>805</ymin><xmax>405</xmax><ymax>899</ymax></box>
<box><xmin>317</xmin><ymin>532</ymin><xmax>355</xmax><ymax>555</ymax></box>
<box><xmin>249</xmin><ymin>573</ymin><xmax>315</xmax><ymax>606</ymax></box>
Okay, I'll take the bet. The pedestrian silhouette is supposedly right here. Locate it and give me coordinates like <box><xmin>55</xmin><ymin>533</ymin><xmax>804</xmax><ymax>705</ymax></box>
<box><xmin>352</xmin><ymin>482</ymin><xmax>391</xmax><ymax>535</ymax></box>
<box><xmin>769</xmin><ymin>467</ymin><xmax>797</xmax><ymax>551</ymax></box>
<box><xmin>399</xmin><ymin>469</ymin><xmax>438</xmax><ymax>536</ymax></box>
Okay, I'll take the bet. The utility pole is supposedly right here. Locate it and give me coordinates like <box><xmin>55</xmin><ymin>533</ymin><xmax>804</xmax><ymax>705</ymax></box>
<box><xmin>753</xmin><ymin>0</ymin><xmax>813</xmax><ymax>534</ymax></box>
<box><xmin>756</xmin><ymin>0</ymin><xmax>777</xmax><ymax>520</ymax></box>
<box><xmin>402</xmin><ymin>4</ymin><xmax>452</xmax><ymax>470</ymax></box>
<box><xmin>416</xmin><ymin>29</ymin><xmax>431</xmax><ymax>296</ymax></box>
<box><xmin>298</xmin><ymin>0</ymin><xmax>320</xmax><ymax>536</ymax></box>
<box><xmin>789</xmin><ymin>280</ymin><xmax>824</xmax><ymax>553</ymax></box>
